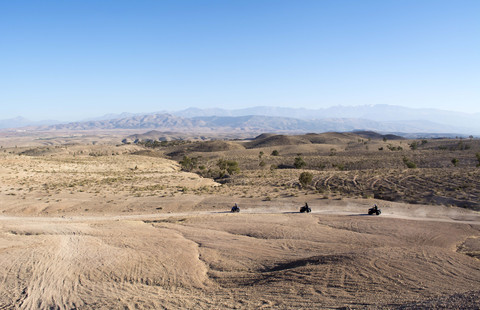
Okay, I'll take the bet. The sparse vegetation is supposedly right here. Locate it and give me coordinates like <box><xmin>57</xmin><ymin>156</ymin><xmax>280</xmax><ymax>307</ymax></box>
<box><xmin>458</xmin><ymin>141</ymin><xmax>471</xmax><ymax>150</ymax></box>
<box><xmin>299</xmin><ymin>172</ymin><xmax>313</xmax><ymax>188</ymax></box>
<box><xmin>335</xmin><ymin>163</ymin><xmax>345</xmax><ymax>171</ymax></box>
<box><xmin>179</xmin><ymin>155</ymin><xmax>197</xmax><ymax>171</ymax></box>
<box><xmin>294</xmin><ymin>156</ymin><xmax>306</xmax><ymax>169</ymax></box>
<box><xmin>387</xmin><ymin>144</ymin><xmax>403</xmax><ymax>151</ymax></box>
<box><xmin>2</xmin><ymin>133</ymin><xmax>479</xmax><ymax>213</ymax></box>
<box><xmin>403</xmin><ymin>156</ymin><xmax>417</xmax><ymax>169</ymax></box>
<box><xmin>217</xmin><ymin>159</ymin><xmax>240</xmax><ymax>176</ymax></box>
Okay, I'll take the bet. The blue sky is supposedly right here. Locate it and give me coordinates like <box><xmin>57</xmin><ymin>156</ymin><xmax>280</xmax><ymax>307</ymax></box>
<box><xmin>1</xmin><ymin>0</ymin><xmax>479</xmax><ymax>121</ymax></box>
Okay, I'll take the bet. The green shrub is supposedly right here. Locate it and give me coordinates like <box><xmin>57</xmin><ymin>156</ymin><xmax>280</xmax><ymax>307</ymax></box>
<box><xmin>217</xmin><ymin>159</ymin><xmax>240</xmax><ymax>175</ymax></box>
<box><xmin>179</xmin><ymin>156</ymin><xmax>197</xmax><ymax>171</ymax></box>
<box><xmin>299</xmin><ymin>172</ymin><xmax>313</xmax><ymax>188</ymax></box>
<box><xmin>403</xmin><ymin>156</ymin><xmax>417</xmax><ymax>169</ymax></box>
<box><xmin>387</xmin><ymin>144</ymin><xmax>403</xmax><ymax>151</ymax></box>
<box><xmin>294</xmin><ymin>156</ymin><xmax>306</xmax><ymax>169</ymax></box>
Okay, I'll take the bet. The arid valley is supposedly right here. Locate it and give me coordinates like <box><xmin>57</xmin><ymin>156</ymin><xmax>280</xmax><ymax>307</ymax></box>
<box><xmin>3</xmin><ymin>0</ymin><xmax>480</xmax><ymax>308</ymax></box>
<box><xmin>0</xmin><ymin>130</ymin><xmax>479</xmax><ymax>309</ymax></box>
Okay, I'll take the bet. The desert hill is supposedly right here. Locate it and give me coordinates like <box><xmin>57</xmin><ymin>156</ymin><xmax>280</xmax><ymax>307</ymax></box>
<box><xmin>351</xmin><ymin>130</ymin><xmax>404</xmax><ymax>140</ymax></box>
<box><xmin>245</xmin><ymin>134</ymin><xmax>312</xmax><ymax>148</ymax></box>
<box><xmin>244</xmin><ymin>132</ymin><xmax>370</xmax><ymax>148</ymax></box>
<box><xmin>124</xmin><ymin>130</ymin><xmax>210</xmax><ymax>143</ymax></box>
<box><xmin>0</xmin><ymin>131</ymin><xmax>479</xmax><ymax>309</ymax></box>
<box><xmin>187</xmin><ymin>140</ymin><xmax>245</xmax><ymax>153</ymax></box>
<box><xmin>125</xmin><ymin>131</ymin><xmax>480</xmax><ymax>210</ymax></box>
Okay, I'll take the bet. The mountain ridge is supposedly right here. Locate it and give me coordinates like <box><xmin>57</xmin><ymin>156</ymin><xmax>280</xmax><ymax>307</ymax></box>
<box><xmin>1</xmin><ymin>105</ymin><xmax>479</xmax><ymax>135</ymax></box>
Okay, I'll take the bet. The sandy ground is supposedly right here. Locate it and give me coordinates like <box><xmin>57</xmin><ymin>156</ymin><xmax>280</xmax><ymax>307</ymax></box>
<box><xmin>0</xmin><ymin>201</ymin><xmax>479</xmax><ymax>309</ymax></box>
<box><xmin>0</xmin><ymin>148</ymin><xmax>479</xmax><ymax>309</ymax></box>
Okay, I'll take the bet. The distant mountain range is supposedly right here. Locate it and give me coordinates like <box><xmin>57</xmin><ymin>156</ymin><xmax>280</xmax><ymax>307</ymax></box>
<box><xmin>172</xmin><ymin>105</ymin><xmax>479</xmax><ymax>133</ymax></box>
<box><xmin>0</xmin><ymin>117</ymin><xmax>60</xmax><ymax>129</ymax></box>
<box><xmin>1</xmin><ymin>105</ymin><xmax>479</xmax><ymax>136</ymax></box>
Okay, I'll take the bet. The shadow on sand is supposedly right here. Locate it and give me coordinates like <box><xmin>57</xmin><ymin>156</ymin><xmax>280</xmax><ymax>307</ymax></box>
<box><xmin>348</xmin><ymin>214</ymin><xmax>371</xmax><ymax>217</ymax></box>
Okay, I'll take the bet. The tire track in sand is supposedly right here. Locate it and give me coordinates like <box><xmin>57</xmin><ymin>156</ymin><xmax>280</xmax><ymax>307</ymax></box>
<box><xmin>16</xmin><ymin>230</ymin><xmax>90</xmax><ymax>309</ymax></box>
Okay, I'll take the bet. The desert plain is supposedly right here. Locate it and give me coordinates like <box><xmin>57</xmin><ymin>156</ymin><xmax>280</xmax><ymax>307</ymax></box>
<box><xmin>0</xmin><ymin>130</ymin><xmax>479</xmax><ymax>309</ymax></box>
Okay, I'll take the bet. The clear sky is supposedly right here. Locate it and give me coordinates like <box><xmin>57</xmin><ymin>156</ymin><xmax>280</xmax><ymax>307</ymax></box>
<box><xmin>1</xmin><ymin>0</ymin><xmax>479</xmax><ymax>121</ymax></box>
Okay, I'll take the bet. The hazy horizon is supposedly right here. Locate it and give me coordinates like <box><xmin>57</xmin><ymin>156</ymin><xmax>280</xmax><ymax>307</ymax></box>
<box><xmin>3</xmin><ymin>104</ymin><xmax>480</xmax><ymax>123</ymax></box>
<box><xmin>1</xmin><ymin>1</ymin><xmax>479</xmax><ymax>120</ymax></box>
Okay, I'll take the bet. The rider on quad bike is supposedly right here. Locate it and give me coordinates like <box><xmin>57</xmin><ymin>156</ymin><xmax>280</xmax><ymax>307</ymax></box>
<box><xmin>231</xmin><ymin>203</ymin><xmax>240</xmax><ymax>213</ymax></box>
<box><xmin>300</xmin><ymin>202</ymin><xmax>311</xmax><ymax>213</ymax></box>
<box><xmin>368</xmin><ymin>204</ymin><xmax>381</xmax><ymax>215</ymax></box>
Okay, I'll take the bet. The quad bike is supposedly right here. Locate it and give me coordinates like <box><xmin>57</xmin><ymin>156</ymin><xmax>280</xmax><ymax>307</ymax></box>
<box><xmin>300</xmin><ymin>205</ymin><xmax>311</xmax><ymax>213</ymax></box>
<box><xmin>231</xmin><ymin>205</ymin><xmax>240</xmax><ymax>213</ymax></box>
<box><xmin>368</xmin><ymin>205</ymin><xmax>381</xmax><ymax>215</ymax></box>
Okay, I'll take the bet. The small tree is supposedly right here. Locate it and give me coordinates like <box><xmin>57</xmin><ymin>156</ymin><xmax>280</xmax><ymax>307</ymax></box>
<box><xmin>403</xmin><ymin>156</ymin><xmax>417</xmax><ymax>169</ymax></box>
<box><xmin>299</xmin><ymin>172</ymin><xmax>313</xmax><ymax>188</ymax></box>
<box><xmin>217</xmin><ymin>159</ymin><xmax>240</xmax><ymax>175</ymax></box>
<box><xmin>180</xmin><ymin>155</ymin><xmax>197</xmax><ymax>171</ymax></box>
<box><xmin>294</xmin><ymin>156</ymin><xmax>306</xmax><ymax>169</ymax></box>
<box><xmin>226</xmin><ymin>161</ymin><xmax>240</xmax><ymax>174</ymax></box>
<box><xmin>451</xmin><ymin>158</ymin><xmax>459</xmax><ymax>167</ymax></box>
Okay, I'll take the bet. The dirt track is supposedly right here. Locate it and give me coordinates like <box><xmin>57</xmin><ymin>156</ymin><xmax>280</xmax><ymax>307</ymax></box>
<box><xmin>0</xmin><ymin>142</ymin><xmax>479</xmax><ymax>309</ymax></box>
<box><xmin>1</xmin><ymin>204</ymin><xmax>479</xmax><ymax>309</ymax></box>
